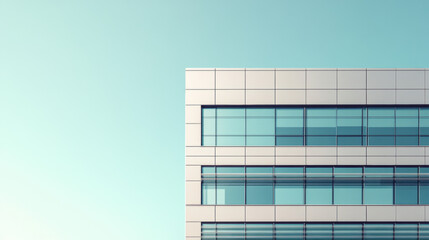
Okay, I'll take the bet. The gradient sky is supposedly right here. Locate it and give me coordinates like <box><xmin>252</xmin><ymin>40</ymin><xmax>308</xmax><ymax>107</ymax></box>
<box><xmin>1</xmin><ymin>0</ymin><xmax>429</xmax><ymax>239</ymax></box>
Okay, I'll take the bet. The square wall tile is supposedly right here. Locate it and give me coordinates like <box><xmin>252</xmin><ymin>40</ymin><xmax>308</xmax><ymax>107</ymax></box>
<box><xmin>276</xmin><ymin>157</ymin><xmax>305</xmax><ymax>165</ymax></box>
<box><xmin>276</xmin><ymin>70</ymin><xmax>305</xmax><ymax>89</ymax></box>
<box><xmin>366</xmin><ymin>206</ymin><xmax>395</xmax><ymax>221</ymax></box>
<box><xmin>216</xmin><ymin>147</ymin><xmax>245</xmax><ymax>156</ymax></box>
<box><xmin>396</xmin><ymin>70</ymin><xmax>425</xmax><ymax>89</ymax></box>
<box><xmin>186</xmin><ymin>90</ymin><xmax>215</xmax><ymax>105</ymax></box>
<box><xmin>396</xmin><ymin>90</ymin><xmax>424</xmax><ymax>104</ymax></box>
<box><xmin>186</xmin><ymin>147</ymin><xmax>215</xmax><ymax>157</ymax></box>
<box><xmin>186</xmin><ymin>222</ymin><xmax>201</xmax><ymax>237</ymax></box>
<box><xmin>337</xmin><ymin>157</ymin><xmax>366</xmax><ymax>165</ymax></box>
<box><xmin>307</xmin><ymin>70</ymin><xmax>336</xmax><ymax>89</ymax></box>
<box><xmin>367</xmin><ymin>70</ymin><xmax>395</xmax><ymax>89</ymax></box>
<box><xmin>246</xmin><ymin>206</ymin><xmax>275</xmax><ymax>221</ymax></box>
<box><xmin>246</xmin><ymin>147</ymin><xmax>275</xmax><ymax>156</ymax></box>
<box><xmin>338</xmin><ymin>70</ymin><xmax>366</xmax><ymax>89</ymax></box>
<box><xmin>185</xmin><ymin>106</ymin><xmax>201</xmax><ymax>124</ymax></box>
<box><xmin>216</xmin><ymin>157</ymin><xmax>245</xmax><ymax>165</ymax></box>
<box><xmin>246</xmin><ymin>90</ymin><xmax>275</xmax><ymax>104</ymax></box>
<box><xmin>396</xmin><ymin>206</ymin><xmax>425</xmax><ymax>221</ymax></box>
<box><xmin>307</xmin><ymin>157</ymin><xmax>336</xmax><ymax>165</ymax></box>
<box><xmin>186</xmin><ymin>166</ymin><xmax>201</xmax><ymax>181</ymax></box>
<box><xmin>367</xmin><ymin>157</ymin><xmax>395</xmax><ymax>165</ymax></box>
<box><xmin>186</xmin><ymin>181</ymin><xmax>201</xmax><ymax>205</ymax></box>
<box><xmin>186</xmin><ymin>206</ymin><xmax>215</xmax><ymax>221</ymax></box>
<box><xmin>246</xmin><ymin>157</ymin><xmax>275</xmax><ymax>165</ymax></box>
<box><xmin>306</xmin><ymin>206</ymin><xmax>337</xmax><ymax>221</ymax></box>
<box><xmin>367</xmin><ymin>90</ymin><xmax>395</xmax><ymax>104</ymax></box>
<box><xmin>246</xmin><ymin>70</ymin><xmax>275</xmax><ymax>89</ymax></box>
<box><xmin>276</xmin><ymin>206</ymin><xmax>305</xmax><ymax>221</ymax></box>
<box><xmin>306</xmin><ymin>90</ymin><xmax>336</xmax><ymax>104</ymax></box>
<box><xmin>216</xmin><ymin>90</ymin><xmax>245</xmax><ymax>104</ymax></box>
<box><xmin>276</xmin><ymin>147</ymin><xmax>306</xmax><ymax>156</ymax></box>
<box><xmin>338</xmin><ymin>206</ymin><xmax>366</xmax><ymax>221</ymax></box>
<box><xmin>186</xmin><ymin>157</ymin><xmax>215</xmax><ymax>166</ymax></box>
<box><xmin>186</xmin><ymin>124</ymin><xmax>201</xmax><ymax>146</ymax></box>
<box><xmin>338</xmin><ymin>90</ymin><xmax>366</xmax><ymax>104</ymax></box>
<box><xmin>216</xmin><ymin>70</ymin><xmax>245</xmax><ymax>89</ymax></box>
<box><xmin>186</xmin><ymin>70</ymin><xmax>215</xmax><ymax>89</ymax></box>
<box><xmin>216</xmin><ymin>206</ymin><xmax>245</xmax><ymax>221</ymax></box>
<box><xmin>276</xmin><ymin>90</ymin><xmax>305</xmax><ymax>104</ymax></box>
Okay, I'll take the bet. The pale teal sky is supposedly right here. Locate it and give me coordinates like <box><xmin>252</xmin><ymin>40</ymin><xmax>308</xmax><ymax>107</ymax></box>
<box><xmin>0</xmin><ymin>0</ymin><xmax>428</xmax><ymax>239</ymax></box>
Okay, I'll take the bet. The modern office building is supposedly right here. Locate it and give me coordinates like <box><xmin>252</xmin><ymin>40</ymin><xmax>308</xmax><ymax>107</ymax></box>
<box><xmin>185</xmin><ymin>68</ymin><xmax>429</xmax><ymax>239</ymax></box>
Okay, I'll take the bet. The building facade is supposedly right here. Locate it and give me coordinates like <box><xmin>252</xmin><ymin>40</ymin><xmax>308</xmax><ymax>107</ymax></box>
<box><xmin>185</xmin><ymin>68</ymin><xmax>429</xmax><ymax>239</ymax></box>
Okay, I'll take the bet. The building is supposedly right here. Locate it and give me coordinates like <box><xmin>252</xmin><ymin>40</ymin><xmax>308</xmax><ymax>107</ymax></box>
<box><xmin>185</xmin><ymin>68</ymin><xmax>429</xmax><ymax>239</ymax></box>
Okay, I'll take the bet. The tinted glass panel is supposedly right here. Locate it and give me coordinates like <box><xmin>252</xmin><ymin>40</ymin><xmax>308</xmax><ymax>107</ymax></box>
<box><xmin>275</xmin><ymin>167</ymin><xmax>304</xmax><ymax>204</ymax></box>
<box><xmin>246</xmin><ymin>167</ymin><xmax>273</xmax><ymax>205</ymax></box>
<box><xmin>395</xmin><ymin>167</ymin><xmax>418</xmax><ymax>204</ymax></box>
<box><xmin>334</xmin><ymin>167</ymin><xmax>362</xmax><ymax>204</ymax></box>
<box><xmin>364</xmin><ymin>167</ymin><xmax>393</xmax><ymax>205</ymax></box>
<box><xmin>306</xmin><ymin>168</ymin><xmax>332</xmax><ymax>205</ymax></box>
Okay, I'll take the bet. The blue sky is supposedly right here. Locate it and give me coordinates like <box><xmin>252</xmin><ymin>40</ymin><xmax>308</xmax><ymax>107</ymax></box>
<box><xmin>0</xmin><ymin>0</ymin><xmax>429</xmax><ymax>239</ymax></box>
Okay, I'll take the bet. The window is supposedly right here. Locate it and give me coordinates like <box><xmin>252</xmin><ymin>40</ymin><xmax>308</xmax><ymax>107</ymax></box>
<box><xmin>364</xmin><ymin>167</ymin><xmax>393</xmax><ymax>205</ymax></box>
<box><xmin>216</xmin><ymin>167</ymin><xmax>245</xmax><ymax>205</ymax></box>
<box><xmin>274</xmin><ymin>167</ymin><xmax>304</xmax><ymax>204</ymax></box>
<box><xmin>202</xmin><ymin>223</ymin><xmax>426</xmax><ymax>240</ymax></box>
<box><xmin>202</xmin><ymin>106</ymin><xmax>429</xmax><ymax>146</ymax></box>
<box><xmin>203</xmin><ymin>166</ymin><xmax>429</xmax><ymax>205</ymax></box>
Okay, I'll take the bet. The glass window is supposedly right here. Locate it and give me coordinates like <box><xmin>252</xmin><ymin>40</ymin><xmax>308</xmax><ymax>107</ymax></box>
<box><xmin>246</xmin><ymin>108</ymin><xmax>275</xmax><ymax>136</ymax></box>
<box><xmin>217</xmin><ymin>224</ymin><xmax>245</xmax><ymax>239</ymax></box>
<box><xmin>306</xmin><ymin>136</ymin><xmax>336</xmax><ymax>146</ymax></box>
<box><xmin>306</xmin><ymin>167</ymin><xmax>333</xmax><ymax>205</ymax></box>
<box><xmin>396</xmin><ymin>108</ymin><xmax>418</xmax><ymax>135</ymax></box>
<box><xmin>201</xmin><ymin>223</ymin><xmax>216</xmax><ymax>240</ymax></box>
<box><xmin>306</xmin><ymin>108</ymin><xmax>336</xmax><ymax>135</ymax></box>
<box><xmin>420</xmin><ymin>224</ymin><xmax>429</xmax><ymax>240</ymax></box>
<box><xmin>364</xmin><ymin>224</ymin><xmax>393</xmax><ymax>240</ymax></box>
<box><xmin>274</xmin><ymin>167</ymin><xmax>304</xmax><ymax>204</ymax></box>
<box><xmin>216</xmin><ymin>136</ymin><xmax>245</xmax><ymax>146</ymax></box>
<box><xmin>395</xmin><ymin>224</ymin><xmax>417</xmax><ymax>240</ymax></box>
<box><xmin>276</xmin><ymin>108</ymin><xmax>304</xmax><ymax>135</ymax></box>
<box><xmin>334</xmin><ymin>224</ymin><xmax>362</xmax><ymax>240</ymax></box>
<box><xmin>334</xmin><ymin>167</ymin><xmax>362</xmax><ymax>205</ymax></box>
<box><xmin>202</xmin><ymin>167</ymin><xmax>216</xmax><ymax>205</ymax></box>
<box><xmin>217</xmin><ymin>118</ymin><xmax>245</xmax><ymax>136</ymax></box>
<box><xmin>276</xmin><ymin>136</ymin><xmax>303</xmax><ymax>146</ymax></box>
<box><xmin>306</xmin><ymin>224</ymin><xmax>332</xmax><ymax>240</ymax></box>
<box><xmin>246</xmin><ymin>167</ymin><xmax>273</xmax><ymax>205</ymax></box>
<box><xmin>246</xmin><ymin>224</ymin><xmax>273</xmax><ymax>239</ymax></box>
<box><xmin>216</xmin><ymin>167</ymin><xmax>245</xmax><ymax>205</ymax></box>
<box><xmin>337</xmin><ymin>136</ymin><xmax>363</xmax><ymax>146</ymax></box>
<box><xmin>420</xmin><ymin>167</ymin><xmax>429</xmax><ymax>204</ymax></box>
<box><xmin>420</xmin><ymin>108</ymin><xmax>429</xmax><ymax>135</ymax></box>
<box><xmin>396</xmin><ymin>136</ymin><xmax>419</xmax><ymax>146</ymax></box>
<box><xmin>368</xmin><ymin>107</ymin><xmax>395</xmax><ymax>135</ymax></box>
<box><xmin>395</xmin><ymin>167</ymin><xmax>418</xmax><ymax>204</ymax></box>
<box><xmin>275</xmin><ymin>224</ymin><xmax>304</xmax><ymax>240</ymax></box>
<box><xmin>364</xmin><ymin>167</ymin><xmax>393</xmax><ymax>205</ymax></box>
<box><xmin>337</xmin><ymin>108</ymin><xmax>363</xmax><ymax>135</ymax></box>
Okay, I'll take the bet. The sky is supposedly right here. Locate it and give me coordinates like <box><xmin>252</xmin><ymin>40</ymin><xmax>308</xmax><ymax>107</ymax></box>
<box><xmin>0</xmin><ymin>0</ymin><xmax>429</xmax><ymax>239</ymax></box>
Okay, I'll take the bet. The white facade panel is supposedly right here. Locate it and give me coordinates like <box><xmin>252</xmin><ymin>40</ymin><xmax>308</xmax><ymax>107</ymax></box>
<box><xmin>246</xmin><ymin>70</ymin><xmax>275</xmax><ymax>89</ymax></box>
<box><xmin>216</xmin><ymin>70</ymin><xmax>245</xmax><ymax>89</ymax></box>
<box><xmin>276</xmin><ymin>70</ymin><xmax>306</xmax><ymax>89</ymax></box>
